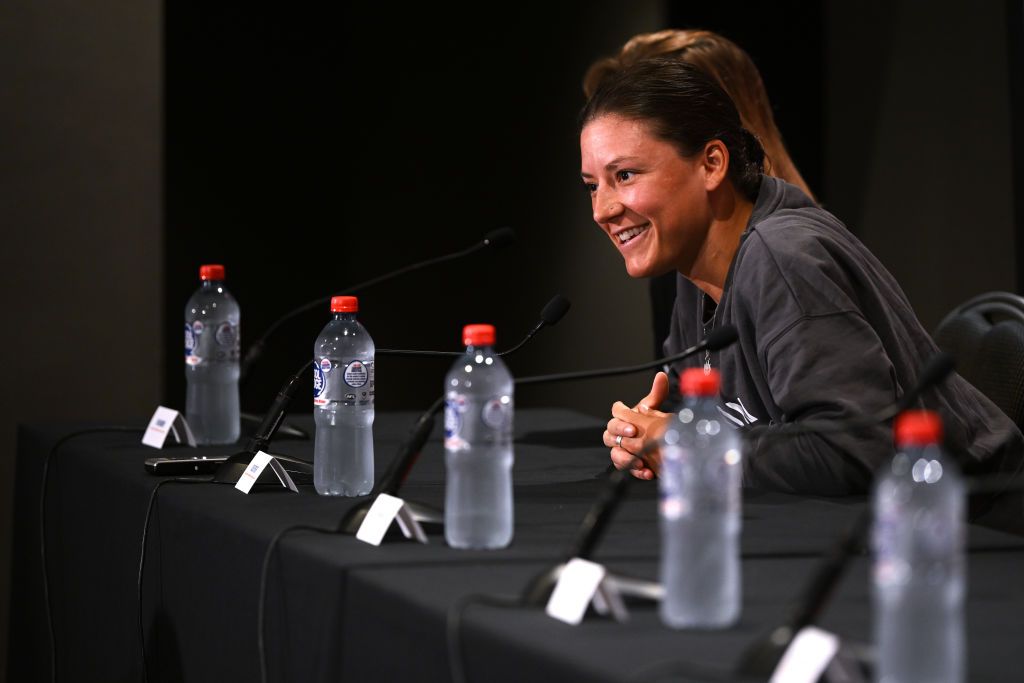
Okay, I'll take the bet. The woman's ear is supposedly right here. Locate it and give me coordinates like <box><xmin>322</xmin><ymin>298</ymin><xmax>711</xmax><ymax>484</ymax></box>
<box><xmin>701</xmin><ymin>140</ymin><xmax>730</xmax><ymax>192</ymax></box>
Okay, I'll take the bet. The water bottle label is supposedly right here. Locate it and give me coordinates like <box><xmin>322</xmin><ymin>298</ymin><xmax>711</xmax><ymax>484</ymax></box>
<box><xmin>184</xmin><ymin>322</ymin><xmax>201</xmax><ymax>366</ymax></box>
<box><xmin>444</xmin><ymin>393</ymin><xmax>511</xmax><ymax>450</ymax></box>
<box><xmin>445</xmin><ymin>395</ymin><xmax>468</xmax><ymax>451</ymax></box>
<box><xmin>313</xmin><ymin>358</ymin><xmax>374</xmax><ymax>406</ymax></box>
<box><xmin>873</xmin><ymin>483</ymin><xmax>909</xmax><ymax>588</ymax></box>
<box><xmin>312</xmin><ymin>360</ymin><xmax>327</xmax><ymax>405</ymax></box>
<box><xmin>343</xmin><ymin>360</ymin><xmax>370</xmax><ymax>388</ymax></box>
<box><xmin>215</xmin><ymin>322</ymin><xmax>238</xmax><ymax>349</ymax></box>
<box><xmin>482</xmin><ymin>396</ymin><xmax>513</xmax><ymax>430</ymax></box>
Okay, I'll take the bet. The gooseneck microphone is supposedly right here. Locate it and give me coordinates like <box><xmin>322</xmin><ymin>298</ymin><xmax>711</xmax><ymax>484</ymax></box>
<box><xmin>519</xmin><ymin>327</ymin><xmax>741</xmax><ymax>605</ymax></box>
<box><xmin>873</xmin><ymin>351</ymin><xmax>956</xmax><ymax>421</ymax></box>
<box><xmin>339</xmin><ymin>295</ymin><xmax>573</xmax><ymax>532</ymax></box>
<box><xmin>742</xmin><ymin>351</ymin><xmax>957</xmax><ymax>442</ymax></box>
<box><xmin>523</xmin><ymin>347</ymin><xmax>956</xmax><ymax>611</ymax></box>
<box><xmin>372</xmin><ymin>295</ymin><xmax>571</xmax><ymax>494</ymax></box>
<box><xmin>213</xmin><ymin>359</ymin><xmax>316</xmax><ymax>484</ymax></box>
<box><xmin>516</xmin><ymin>325</ymin><xmax>738</xmax><ymax>386</ymax></box>
<box><xmin>240</xmin><ymin>227</ymin><xmax>515</xmax><ymax>382</ymax></box>
<box><xmin>215</xmin><ymin>293</ymin><xmax>567</xmax><ymax>486</ymax></box>
<box><xmin>733</xmin><ymin>351</ymin><xmax>958</xmax><ymax>679</ymax></box>
<box><xmin>375</xmin><ymin>294</ymin><xmax>571</xmax><ymax>359</ymax></box>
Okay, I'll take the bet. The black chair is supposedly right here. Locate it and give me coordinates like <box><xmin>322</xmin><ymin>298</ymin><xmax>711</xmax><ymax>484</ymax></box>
<box><xmin>932</xmin><ymin>291</ymin><xmax>1024</xmax><ymax>429</ymax></box>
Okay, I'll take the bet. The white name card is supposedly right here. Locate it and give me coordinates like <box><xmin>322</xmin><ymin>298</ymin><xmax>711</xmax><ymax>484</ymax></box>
<box><xmin>142</xmin><ymin>406</ymin><xmax>196</xmax><ymax>449</ymax></box>
<box><xmin>769</xmin><ymin>626</ymin><xmax>841</xmax><ymax>683</ymax></box>
<box><xmin>545</xmin><ymin>558</ymin><xmax>628</xmax><ymax>625</ymax></box>
<box><xmin>234</xmin><ymin>451</ymin><xmax>299</xmax><ymax>494</ymax></box>
<box><xmin>356</xmin><ymin>493</ymin><xmax>428</xmax><ymax>546</ymax></box>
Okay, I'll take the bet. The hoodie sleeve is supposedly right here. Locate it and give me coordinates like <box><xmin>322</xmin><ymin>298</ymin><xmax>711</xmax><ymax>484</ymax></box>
<box><xmin>741</xmin><ymin>311</ymin><xmax>899</xmax><ymax>495</ymax></box>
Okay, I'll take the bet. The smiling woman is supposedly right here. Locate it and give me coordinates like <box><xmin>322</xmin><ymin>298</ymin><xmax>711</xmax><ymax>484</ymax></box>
<box><xmin>584</xmin><ymin>57</ymin><xmax>1023</xmax><ymax>497</ymax></box>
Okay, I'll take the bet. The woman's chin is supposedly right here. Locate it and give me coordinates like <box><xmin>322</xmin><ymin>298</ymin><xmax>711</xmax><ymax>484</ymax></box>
<box><xmin>623</xmin><ymin>258</ymin><xmax>655</xmax><ymax>279</ymax></box>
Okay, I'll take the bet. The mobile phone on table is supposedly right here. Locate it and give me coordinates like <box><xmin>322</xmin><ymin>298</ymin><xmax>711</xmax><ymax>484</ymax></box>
<box><xmin>144</xmin><ymin>456</ymin><xmax>227</xmax><ymax>475</ymax></box>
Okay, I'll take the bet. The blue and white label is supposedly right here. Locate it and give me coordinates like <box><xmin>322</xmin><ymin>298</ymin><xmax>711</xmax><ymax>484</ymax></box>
<box><xmin>192</xmin><ymin>320</ymin><xmax>204</xmax><ymax>335</ymax></box>
<box><xmin>343</xmin><ymin>360</ymin><xmax>369</xmax><ymax>388</ymax></box>
<box><xmin>314</xmin><ymin>358</ymin><xmax>373</xmax><ymax>407</ymax></box>
<box><xmin>445</xmin><ymin>394</ymin><xmax>468</xmax><ymax>451</ymax></box>
<box><xmin>184</xmin><ymin>323</ymin><xmax>195</xmax><ymax>356</ymax></box>
<box><xmin>313</xmin><ymin>360</ymin><xmax>327</xmax><ymax>405</ymax></box>
<box><xmin>184</xmin><ymin>322</ymin><xmax>201</xmax><ymax>365</ymax></box>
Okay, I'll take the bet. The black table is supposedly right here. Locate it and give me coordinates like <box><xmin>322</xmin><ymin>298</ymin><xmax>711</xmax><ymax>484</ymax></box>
<box><xmin>10</xmin><ymin>409</ymin><xmax>1024</xmax><ymax>682</ymax></box>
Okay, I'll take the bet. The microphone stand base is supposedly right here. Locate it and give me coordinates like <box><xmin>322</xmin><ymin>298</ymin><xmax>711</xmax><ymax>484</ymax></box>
<box><xmin>211</xmin><ymin>450</ymin><xmax>313</xmax><ymax>485</ymax></box>
<box><xmin>520</xmin><ymin>562</ymin><xmax>663</xmax><ymax>607</ymax></box>
<box><xmin>733</xmin><ymin>627</ymin><xmax>873</xmax><ymax>683</ymax></box>
<box><xmin>339</xmin><ymin>496</ymin><xmax>444</xmax><ymax>536</ymax></box>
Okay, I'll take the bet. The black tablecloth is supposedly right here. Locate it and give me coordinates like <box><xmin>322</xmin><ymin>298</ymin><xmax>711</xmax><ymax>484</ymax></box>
<box><xmin>10</xmin><ymin>410</ymin><xmax>1024</xmax><ymax>682</ymax></box>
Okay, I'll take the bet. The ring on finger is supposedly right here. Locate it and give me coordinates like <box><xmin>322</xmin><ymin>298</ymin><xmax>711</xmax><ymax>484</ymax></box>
<box><xmin>615</xmin><ymin>434</ymin><xmax>623</xmax><ymax>448</ymax></box>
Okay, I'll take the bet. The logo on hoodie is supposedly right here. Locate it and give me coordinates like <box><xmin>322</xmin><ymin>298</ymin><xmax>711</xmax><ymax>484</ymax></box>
<box><xmin>718</xmin><ymin>397</ymin><xmax>759</xmax><ymax>426</ymax></box>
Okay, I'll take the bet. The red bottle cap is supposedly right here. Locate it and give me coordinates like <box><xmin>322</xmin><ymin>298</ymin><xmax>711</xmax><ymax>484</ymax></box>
<box><xmin>680</xmin><ymin>368</ymin><xmax>720</xmax><ymax>397</ymax></box>
<box><xmin>331</xmin><ymin>296</ymin><xmax>359</xmax><ymax>313</ymax></box>
<box><xmin>894</xmin><ymin>410</ymin><xmax>943</xmax><ymax>446</ymax></box>
<box><xmin>462</xmin><ymin>324</ymin><xmax>496</xmax><ymax>347</ymax></box>
<box><xmin>199</xmin><ymin>264</ymin><xmax>225</xmax><ymax>281</ymax></box>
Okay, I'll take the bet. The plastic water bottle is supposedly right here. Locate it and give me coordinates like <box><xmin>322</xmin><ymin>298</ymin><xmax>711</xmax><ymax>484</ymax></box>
<box><xmin>872</xmin><ymin>410</ymin><xmax>965</xmax><ymax>683</ymax></box>
<box><xmin>184</xmin><ymin>264</ymin><xmax>240</xmax><ymax>445</ymax></box>
<box><xmin>312</xmin><ymin>296</ymin><xmax>375</xmax><ymax>497</ymax></box>
<box><xmin>444</xmin><ymin>324</ymin><xmax>514</xmax><ymax>549</ymax></box>
<box><xmin>658</xmin><ymin>368</ymin><xmax>742</xmax><ymax>628</ymax></box>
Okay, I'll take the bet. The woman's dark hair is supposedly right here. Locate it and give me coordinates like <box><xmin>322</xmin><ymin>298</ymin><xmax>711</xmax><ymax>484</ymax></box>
<box><xmin>580</xmin><ymin>56</ymin><xmax>765</xmax><ymax>201</ymax></box>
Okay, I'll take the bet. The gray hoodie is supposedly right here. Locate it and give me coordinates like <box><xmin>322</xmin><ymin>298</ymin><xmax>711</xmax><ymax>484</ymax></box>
<box><xmin>663</xmin><ymin>175</ymin><xmax>1022</xmax><ymax>495</ymax></box>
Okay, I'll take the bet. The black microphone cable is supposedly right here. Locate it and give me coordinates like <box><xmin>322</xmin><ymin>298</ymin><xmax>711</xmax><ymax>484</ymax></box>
<box><xmin>381</xmin><ymin>323</ymin><xmax>733</xmax><ymax>500</ymax></box>
<box><xmin>446</xmin><ymin>592</ymin><xmax>522</xmax><ymax>683</ymax></box>
<box><xmin>256</xmin><ymin>296</ymin><xmax>571</xmax><ymax>679</ymax></box>
<box><xmin>220</xmin><ymin>294</ymin><xmax>574</xmax><ymax>485</ymax></box>
<box><xmin>513</xmin><ymin>349</ymin><xmax>954</xmax><ymax>652</ymax></box>
<box><xmin>39</xmin><ymin>426</ymin><xmax>142</xmax><ymax>683</ymax></box>
<box><xmin>624</xmin><ymin>657</ymin><xmax>734</xmax><ymax>683</ymax></box>
<box><xmin>515</xmin><ymin>325</ymin><xmax>738</xmax><ymax>387</ymax></box>
<box><xmin>727</xmin><ymin>351</ymin><xmax>959</xmax><ymax>679</ymax></box>
<box><xmin>240</xmin><ymin>227</ymin><xmax>515</xmax><ymax>383</ymax></box>
<box><xmin>137</xmin><ymin>475</ymin><xmax>214</xmax><ymax>683</ymax></box>
<box><xmin>447</xmin><ymin>330</ymin><xmax>743</xmax><ymax>682</ymax></box>
<box><xmin>339</xmin><ymin>295</ymin><xmax>573</xmax><ymax>530</ymax></box>
<box><xmin>256</xmin><ymin>524</ymin><xmax>336</xmax><ymax>683</ymax></box>
<box><xmin>376</xmin><ymin>294</ymin><xmax>571</xmax><ymax>359</ymax></box>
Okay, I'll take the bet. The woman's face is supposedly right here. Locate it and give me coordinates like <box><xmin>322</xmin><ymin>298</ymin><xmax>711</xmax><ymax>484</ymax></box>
<box><xmin>581</xmin><ymin>114</ymin><xmax>712</xmax><ymax>279</ymax></box>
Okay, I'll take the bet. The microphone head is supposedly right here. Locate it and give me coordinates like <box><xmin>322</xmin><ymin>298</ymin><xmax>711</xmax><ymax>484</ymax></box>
<box><xmin>704</xmin><ymin>324</ymin><xmax>739</xmax><ymax>351</ymax></box>
<box><xmin>919</xmin><ymin>350</ymin><xmax>957</xmax><ymax>387</ymax></box>
<box><xmin>897</xmin><ymin>350</ymin><xmax>956</xmax><ymax>411</ymax></box>
<box><xmin>540</xmin><ymin>295</ymin><xmax>571</xmax><ymax>326</ymax></box>
<box><xmin>482</xmin><ymin>227</ymin><xmax>516</xmax><ymax>249</ymax></box>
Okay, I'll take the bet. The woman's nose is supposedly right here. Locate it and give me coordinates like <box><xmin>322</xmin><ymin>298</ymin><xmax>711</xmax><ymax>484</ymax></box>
<box><xmin>593</xmin><ymin>190</ymin><xmax>624</xmax><ymax>223</ymax></box>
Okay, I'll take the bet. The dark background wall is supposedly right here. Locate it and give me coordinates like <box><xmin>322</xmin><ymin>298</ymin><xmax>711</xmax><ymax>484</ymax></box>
<box><xmin>825</xmin><ymin>1</ymin><xmax>1017</xmax><ymax>329</ymax></box>
<box><xmin>0</xmin><ymin>2</ymin><xmax>161</xmax><ymax>677</ymax></box>
<box><xmin>164</xmin><ymin>3</ymin><xmax>669</xmax><ymax>420</ymax></box>
<box><xmin>2</xmin><ymin>1</ymin><xmax>1022</xmax><ymax>679</ymax></box>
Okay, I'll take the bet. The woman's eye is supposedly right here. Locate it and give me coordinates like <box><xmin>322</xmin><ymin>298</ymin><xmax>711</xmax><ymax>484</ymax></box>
<box><xmin>584</xmin><ymin>182</ymin><xmax>598</xmax><ymax>193</ymax></box>
<box><xmin>616</xmin><ymin>170</ymin><xmax>634</xmax><ymax>182</ymax></box>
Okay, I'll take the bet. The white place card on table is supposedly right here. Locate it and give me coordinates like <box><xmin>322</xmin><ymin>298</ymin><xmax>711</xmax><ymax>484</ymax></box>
<box><xmin>356</xmin><ymin>493</ymin><xmax>428</xmax><ymax>546</ymax></box>
<box><xmin>234</xmin><ymin>451</ymin><xmax>299</xmax><ymax>494</ymax></box>
<box><xmin>142</xmin><ymin>406</ymin><xmax>196</xmax><ymax>449</ymax></box>
<box><xmin>769</xmin><ymin>626</ymin><xmax>841</xmax><ymax>683</ymax></box>
<box><xmin>545</xmin><ymin>557</ymin><xmax>628</xmax><ymax>625</ymax></box>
